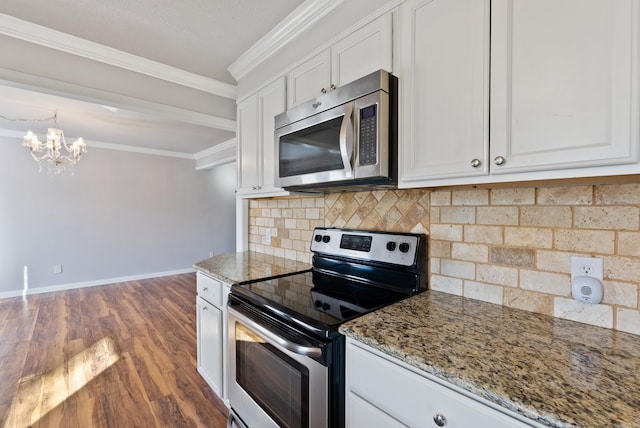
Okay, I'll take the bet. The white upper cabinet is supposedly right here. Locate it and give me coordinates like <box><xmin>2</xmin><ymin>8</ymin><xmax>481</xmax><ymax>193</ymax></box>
<box><xmin>237</xmin><ymin>77</ymin><xmax>289</xmax><ymax>198</ymax></box>
<box><xmin>286</xmin><ymin>13</ymin><xmax>393</xmax><ymax>108</ymax></box>
<box><xmin>490</xmin><ymin>0</ymin><xmax>639</xmax><ymax>174</ymax></box>
<box><xmin>399</xmin><ymin>0</ymin><xmax>490</xmax><ymax>184</ymax></box>
<box><xmin>399</xmin><ymin>0</ymin><xmax>640</xmax><ymax>188</ymax></box>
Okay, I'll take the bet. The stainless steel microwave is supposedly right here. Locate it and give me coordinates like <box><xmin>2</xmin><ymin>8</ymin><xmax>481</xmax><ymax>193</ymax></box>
<box><xmin>274</xmin><ymin>69</ymin><xmax>397</xmax><ymax>192</ymax></box>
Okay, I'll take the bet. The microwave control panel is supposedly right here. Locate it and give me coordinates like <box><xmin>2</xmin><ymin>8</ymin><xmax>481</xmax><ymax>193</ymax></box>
<box><xmin>358</xmin><ymin>104</ymin><xmax>377</xmax><ymax>166</ymax></box>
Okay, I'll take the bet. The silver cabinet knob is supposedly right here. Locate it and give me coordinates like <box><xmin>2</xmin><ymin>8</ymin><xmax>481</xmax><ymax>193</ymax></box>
<box><xmin>321</xmin><ymin>87</ymin><xmax>327</xmax><ymax>94</ymax></box>
<box><xmin>470</xmin><ymin>158</ymin><xmax>481</xmax><ymax>168</ymax></box>
<box><xmin>494</xmin><ymin>155</ymin><xmax>506</xmax><ymax>166</ymax></box>
<box><xmin>330</xmin><ymin>84</ymin><xmax>336</xmax><ymax>90</ymax></box>
<box><xmin>433</xmin><ymin>413</ymin><xmax>447</xmax><ymax>427</ymax></box>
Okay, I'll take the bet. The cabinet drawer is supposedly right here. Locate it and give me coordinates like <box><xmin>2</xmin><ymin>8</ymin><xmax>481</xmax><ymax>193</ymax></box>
<box><xmin>196</xmin><ymin>272</ymin><xmax>223</xmax><ymax>307</ymax></box>
<box><xmin>347</xmin><ymin>341</ymin><xmax>533</xmax><ymax>428</ymax></box>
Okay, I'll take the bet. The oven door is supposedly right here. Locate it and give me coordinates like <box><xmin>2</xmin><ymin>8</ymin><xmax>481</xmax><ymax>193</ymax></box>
<box><xmin>228</xmin><ymin>303</ymin><xmax>329</xmax><ymax>428</ymax></box>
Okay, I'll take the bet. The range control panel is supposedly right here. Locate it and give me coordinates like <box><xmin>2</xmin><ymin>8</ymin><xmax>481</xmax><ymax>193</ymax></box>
<box><xmin>310</xmin><ymin>228</ymin><xmax>421</xmax><ymax>267</ymax></box>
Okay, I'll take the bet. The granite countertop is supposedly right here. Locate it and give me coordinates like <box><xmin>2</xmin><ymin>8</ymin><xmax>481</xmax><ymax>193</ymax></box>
<box><xmin>193</xmin><ymin>251</ymin><xmax>311</xmax><ymax>285</ymax></box>
<box><xmin>340</xmin><ymin>290</ymin><xmax>640</xmax><ymax>428</ymax></box>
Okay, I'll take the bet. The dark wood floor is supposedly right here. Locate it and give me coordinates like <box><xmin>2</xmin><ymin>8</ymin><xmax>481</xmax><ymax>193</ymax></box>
<box><xmin>0</xmin><ymin>273</ymin><xmax>228</xmax><ymax>427</ymax></box>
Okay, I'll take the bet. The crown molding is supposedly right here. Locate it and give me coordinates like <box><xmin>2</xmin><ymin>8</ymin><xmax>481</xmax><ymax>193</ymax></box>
<box><xmin>0</xmin><ymin>68</ymin><xmax>237</xmax><ymax>131</ymax></box>
<box><xmin>0</xmin><ymin>13</ymin><xmax>237</xmax><ymax>99</ymax></box>
<box><xmin>228</xmin><ymin>0</ymin><xmax>344</xmax><ymax>81</ymax></box>
<box><xmin>194</xmin><ymin>138</ymin><xmax>236</xmax><ymax>159</ymax></box>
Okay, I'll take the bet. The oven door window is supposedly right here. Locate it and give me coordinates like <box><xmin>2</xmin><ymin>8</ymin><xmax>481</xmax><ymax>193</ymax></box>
<box><xmin>236</xmin><ymin>323</ymin><xmax>309</xmax><ymax>428</ymax></box>
<box><xmin>279</xmin><ymin>116</ymin><xmax>344</xmax><ymax>178</ymax></box>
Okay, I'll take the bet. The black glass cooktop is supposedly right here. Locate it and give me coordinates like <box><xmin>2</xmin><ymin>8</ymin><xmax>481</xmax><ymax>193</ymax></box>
<box><xmin>231</xmin><ymin>270</ymin><xmax>409</xmax><ymax>338</ymax></box>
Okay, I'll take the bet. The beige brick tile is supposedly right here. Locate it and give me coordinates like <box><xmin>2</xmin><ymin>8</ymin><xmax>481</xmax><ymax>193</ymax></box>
<box><xmin>270</xmin><ymin>208</ymin><xmax>282</xmax><ymax>218</ymax></box>
<box><xmin>316</xmin><ymin>198</ymin><xmax>325</xmax><ymax>208</ymax></box>
<box><xmin>430</xmin><ymin>258</ymin><xmax>441</xmax><ymax>275</ymax></box>
<box><xmin>429</xmin><ymin>224</ymin><xmax>463</xmax><ymax>241</ymax></box>
<box><xmin>280</xmin><ymin>238</ymin><xmax>293</xmax><ymax>249</ymax></box>
<box><xmin>596</xmin><ymin>183</ymin><xmax>640</xmax><ymax>205</ymax></box>
<box><xmin>289</xmin><ymin>198</ymin><xmax>302</xmax><ymax>208</ymax></box>
<box><xmin>537</xmin><ymin>185</ymin><xmax>593</xmax><ymax>205</ymax></box>
<box><xmin>575</xmin><ymin>207</ymin><xmax>639</xmax><ymax>230</ymax></box>
<box><xmin>451</xmin><ymin>243</ymin><xmax>488</xmax><ymax>262</ymax></box>
<box><xmin>490</xmin><ymin>247</ymin><xmax>534</xmax><ymax>268</ymax></box>
<box><xmin>277</xmin><ymin>199</ymin><xmax>289</xmax><ymax>208</ymax></box>
<box><xmin>490</xmin><ymin>188</ymin><xmax>535</xmax><ymax>205</ymax></box>
<box><xmin>603</xmin><ymin>256</ymin><xmax>640</xmax><ymax>282</ymax></box>
<box><xmin>374</xmin><ymin>192</ymin><xmax>400</xmax><ymax>217</ymax></box>
<box><xmin>248</xmin><ymin>242</ymin><xmax>256</xmax><ymax>251</ymax></box>
<box><xmin>345</xmin><ymin>214</ymin><xmax>363</xmax><ymax>229</ymax></box>
<box><xmin>430</xmin><ymin>207</ymin><xmax>440</xmax><ymax>223</ymax></box>
<box><xmin>261</xmin><ymin>208</ymin><xmax>271</xmax><ymax>217</ymax></box>
<box><xmin>267</xmin><ymin>200</ymin><xmax>278</xmax><ymax>208</ymax></box>
<box><xmin>273</xmin><ymin>247</ymin><xmax>285</xmax><ymax>258</ymax></box>
<box><xmin>292</xmin><ymin>240</ymin><xmax>306</xmax><ymax>252</ymax></box>
<box><xmin>505</xmin><ymin>227</ymin><xmax>553</xmax><ymax>248</ymax></box>
<box><xmin>452</xmin><ymin>189</ymin><xmax>489</xmax><ymax>206</ymax></box>
<box><xmin>553</xmin><ymin>297</ymin><xmax>613</xmax><ymax>328</ymax></box>
<box><xmin>536</xmin><ymin>251</ymin><xmax>571</xmax><ymax>274</ymax></box>
<box><xmin>440</xmin><ymin>207</ymin><xmax>476</xmax><ymax>224</ymax></box>
<box><xmin>430</xmin><ymin>241</ymin><xmax>451</xmax><ymax>258</ymax></box>
<box><xmin>296</xmin><ymin>219</ymin><xmax>310</xmax><ymax>230</ymax></box>
<box><xmin>463</xmin><ymin>281</ymin><xmax>503</xmax><ymax>304</ymax></box>
<box><xmin>520</xmin><ymin>207</ymin><xmax>572</xmax><ymax>228</ymax></box>
<box><xmin>602</xmin><ymin>280</ymin><xmax>638</xmax><ymax>307</ymax></box>
<box><xmin>289</xmin><ymin>229</ymin><xmax>301</xmax><ymax>240</ymax></box>
<box><xmin>281</xmin><ymin>209</ymin><xmax>293</xmax><ymax>218</ymax></box>
<box><xmin>305</xmin><ymin>208</ymin><xmax>321</xmax><ymax>219</ymax></box>
<box><xmin>411</xmin><ymin>223</ymin><xmax>429</xmax><ymax>234</ymax></box>
<box><xmin>430</xmin><ymin>275</ymin><xmax>463</xmax><ymax>295</ymax></box>
<box><xmin>504</xmin><ymin>288</ymin><xmax>553</xmax><ymax>316</ymax></box>
<box><xmin>476</xmin><ymin>207</ymin><xmax>519</xmax><ymax>225</ymax></box>
<box><xmin>285</xmin><ymin>219</ymin><xmax>297</xmax><ymax>229</ymax></box>
<box><xmin>555</xmin><ymin>229</ymin><xmax>615</xmax><ymax>254</ymax></box>
<box><xmin>476</xmin><ymin>264</ymin><xmax>518</xmax><ymax>287</ymax></box>
<box><xmin>300</xmin><ymin>230</ymin><xmax>313</xmax><ymax>242</ymax></box>
<box><xmin>284</xmin><ymin>249</ymin><xmax>297</xmax><ymax>260</ymax></box>
<box><xmin>464</xmin><ymin>225</ymin><xmax>503</xmax><ymax>244</ymax></box>
<box><xmin>441</xmin><ymin>259</ymin><xmax>476</xmax><ymax>280</ymax></box>
<box><xmin>297</xmin><ymin>251</ymin><xmax>311</xmax><ymax>263</ymax></box>
<box><xmin>616</xmin><ymin>308</ymin><xmax>640</xmax><ymax>335</ymax></box>
<box><xmin>430</xmin><ymin>191</ymin><xmax>451</xmax><ymax>206</ymax></box>
<box><xmin>618</xmin><ymin>232</ymin><xmax>640</xmax><ymax>257</ymax></box>
<box><xmin>256</xmin><ymin>200</ymin><xmax>268</xmax><ymax>208</ymax></box>
<box><xmin>301</xmin><ymin>197</ymin><xmax>317</xmax><ymax>208</ymax></box>
<box><xmin>293</xmin><ymin>208</ymin><xmax>306</xmax><ymax>219</ymax></box>
<box><xmin>520</xmin><ymin>270</ymin><xmax>570</xmax><ymax>296</ymax></box>
<box><xmin>265</xmin><ymin>218</ymin><xmax>274</xmax><ymax>227</ymax></box>
<box><xmin>254</xmin><ymin>243</ymin><xmax>265</xmax><ymax>253</ymax></box>
<box><xmin>256</xmin><ymin>217</ymin><xmax>265</xmax><ymax>226</ymax></box>
<box><xmin>262</xmin><ymin>246</ymin><xmax>274</xmax><ymax>255</ymax></box>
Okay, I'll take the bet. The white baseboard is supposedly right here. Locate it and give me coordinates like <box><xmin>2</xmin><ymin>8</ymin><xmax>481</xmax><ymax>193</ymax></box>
<box><xmin>0</xmin><ymin>268</ymin><xmax>196</xmax><ymax>299</ymax></box>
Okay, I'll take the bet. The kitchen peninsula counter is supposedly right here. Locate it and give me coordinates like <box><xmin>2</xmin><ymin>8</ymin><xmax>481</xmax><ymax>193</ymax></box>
<box><xmin>340</xmin><ymin>290</ymin><xmax>640</xmax><ymax>428</ymax></box>
<box><xmin>193</xmin><ymin>251</ymin><xmax>311</xmax><ymax>285</ymax></box>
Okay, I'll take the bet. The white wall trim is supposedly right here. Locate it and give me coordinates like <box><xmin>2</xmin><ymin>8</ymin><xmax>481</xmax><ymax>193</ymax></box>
<box><xmin>0</xmin><ymin>268</ymin><xmax>196</xmax><ymax>299</ymax></box>
<box><xmin>194</xmin><ymin>137</ymin><xmax>236</xmax><ymax>159</ymax></box>
<box><xmin>227</xmin><ymin>0</ymin><xmax>345</xmax><ymax>81</ymax></box>
<box><xmin>195</xmin><ymin>155</ymin><xmax>236</xmax><ymax>170</ymax></box>
<box><xmin>0</xmin><ymin>13</ymin><xmax>237</xmax><ymax>99</ymax></box>
<box><xmin>0</xmin><ymin>68</ymin><xmax>237</xmax><ymax>131</ymax></box>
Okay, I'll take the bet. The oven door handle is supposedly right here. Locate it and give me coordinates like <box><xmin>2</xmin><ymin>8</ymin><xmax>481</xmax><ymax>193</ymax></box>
<box><xmin>230</xmin><ymin>307</ymin><xmax>323</xmax><ymax>358</ymax></box>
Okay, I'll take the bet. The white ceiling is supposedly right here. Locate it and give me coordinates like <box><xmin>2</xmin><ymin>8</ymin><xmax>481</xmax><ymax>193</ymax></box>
<box><xmin>0</xmin><ymin>0</ymin><xmax>304</xmax><ymax>157</ymax></box>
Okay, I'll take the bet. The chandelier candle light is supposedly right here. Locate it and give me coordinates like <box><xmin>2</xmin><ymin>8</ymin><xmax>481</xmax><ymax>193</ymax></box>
<box><xmin>21</xmin><ymin>113</ymin><xmax>87</xmax><ymax>176</ymax></box>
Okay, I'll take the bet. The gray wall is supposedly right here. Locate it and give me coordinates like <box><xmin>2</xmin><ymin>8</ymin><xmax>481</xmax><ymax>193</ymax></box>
<box><xmin>0</xmin><ymin>136</ymin><xmax>236</xmax><ymax>296</ymax></box>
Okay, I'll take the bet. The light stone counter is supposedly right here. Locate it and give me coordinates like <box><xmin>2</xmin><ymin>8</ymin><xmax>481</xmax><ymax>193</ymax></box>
<box><xmin>339</xmin><ymin>290</ymin><xmax>640</xmax><ymax>428</ymax></box>
<box><xmin>193</xmin><ymin>251</ymin><xmax>311</xmax><ymax>285</ymax></box>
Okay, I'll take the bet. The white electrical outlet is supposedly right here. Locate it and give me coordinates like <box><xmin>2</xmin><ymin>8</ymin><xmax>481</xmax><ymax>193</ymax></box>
<box><xmin>54</xmin><ymin>264</ymin><xmax>63</xmax><ymax>274</ymax></box>
<box><xmin>265</xmin><ymin>228</ymin><xmax>272</xmax><ymax>245</ymax></box>
<box><xmin>570</xmin><ymin>256</ymin><xmax>603</xmax><ymax>281</ymax></box>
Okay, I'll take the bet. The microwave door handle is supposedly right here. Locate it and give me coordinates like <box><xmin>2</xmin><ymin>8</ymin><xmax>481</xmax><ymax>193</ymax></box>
<box><xmin>339</xmin><ymin>102</ymin><xmax>354</xmax><ymax>177</ymax></box>
<box><xmin>230</xmin><ymin>307</ymin><xmax>322</xmax><ymax>358</ymax></box>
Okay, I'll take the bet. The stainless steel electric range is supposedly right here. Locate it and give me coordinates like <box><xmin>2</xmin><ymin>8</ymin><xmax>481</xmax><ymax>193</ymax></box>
<box><xmin>227</xmin><ymin>227</ymin><xmax>427</xmax><ymax>428</ymax></box>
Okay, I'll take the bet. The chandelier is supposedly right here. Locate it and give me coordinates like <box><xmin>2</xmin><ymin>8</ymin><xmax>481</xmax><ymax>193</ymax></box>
<box><xmin>21</xmin><ymin>113</ymin><xmax>87</xmax><ymax>176</ymax></box>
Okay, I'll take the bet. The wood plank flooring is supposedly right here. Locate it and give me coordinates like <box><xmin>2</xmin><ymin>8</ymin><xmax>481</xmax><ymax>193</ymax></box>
<box><xmin>0</xmin><ymin>273</ymin><xmax>228</xmax><ymax>427</ymax></box>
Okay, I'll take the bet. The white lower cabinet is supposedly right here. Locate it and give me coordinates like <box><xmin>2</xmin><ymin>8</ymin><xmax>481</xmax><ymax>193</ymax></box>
<box><xmin>346</xmin><ymin>338</ymin><xmax>539</xmax><ymax>428</ymax></box>
<box><xmin>196</xmin><ymin>272</ymin><xmax>230</xmax><ymax>405</ymax></box>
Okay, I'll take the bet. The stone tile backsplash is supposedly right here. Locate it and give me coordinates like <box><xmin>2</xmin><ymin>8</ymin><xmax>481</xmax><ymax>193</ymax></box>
<box><xmin>248</xmin><ymin>183</ymin><xmax>640</xmax><ymax>336</ymax></box>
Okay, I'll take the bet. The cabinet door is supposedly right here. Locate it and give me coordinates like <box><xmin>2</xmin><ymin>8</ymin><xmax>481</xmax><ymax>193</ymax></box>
<box><xmin>258</xmin><ymin>77</ymin><xmax>287</xmax><ymax>192</ymax></box>
<box><xmin>197</xmin><ymin>297</ymin><xmax>223</xmax><ymax>397</ymax></box>
<box><xmin>331</xmin><ymin>13</ymin><xmax>393</xmax><ymax>88</ymax></box>
<box><xmin>286</xmin><ymin>50</ymin><xmax>331</xmax><ymax>108</ymax></box>
<box><xmin>236</xmin><ymin>95</ymin><xmax>260</xmax><ymax>195</ymax></box>
<box><xmin>399</xmin><ymin>0</ymin><xmax>490</xmax><ymax>186</ymax></box>
<box><xmin>490</xmin><ymin>0</ymin><xmax>639</xmax><ymax>174</ymax></box>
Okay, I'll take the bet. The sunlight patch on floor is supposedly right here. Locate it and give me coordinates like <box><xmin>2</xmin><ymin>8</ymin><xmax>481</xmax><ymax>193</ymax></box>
<box><xmin>3</xmin><ymin>336</ymin><xmax>120</xmax><ymax>428</ymax></box>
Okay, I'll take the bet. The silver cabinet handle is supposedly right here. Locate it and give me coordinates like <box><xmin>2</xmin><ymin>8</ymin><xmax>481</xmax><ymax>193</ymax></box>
<box><xmin>203</xmin><ymin>287</ymin><xmax>208</xmax><ymax>291</ymax></box>
<box><xmin>202</xmin><ymin>306</ymin><xmax>208</xmax><ymax>311</ymax></box>
<box><xmin>494</xmin><ymin>156</ymin><xmax>506</xmax><ymax>166</ymax></box>
<box><xmin>470</xmin><ymin>158</ymin><xmax>481</xmax><ymax>168</ymax></box>
<box><xmin>433</xmin><ymin>413</ymin><xmax>447</xmax><ymax>426</ymax></box>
